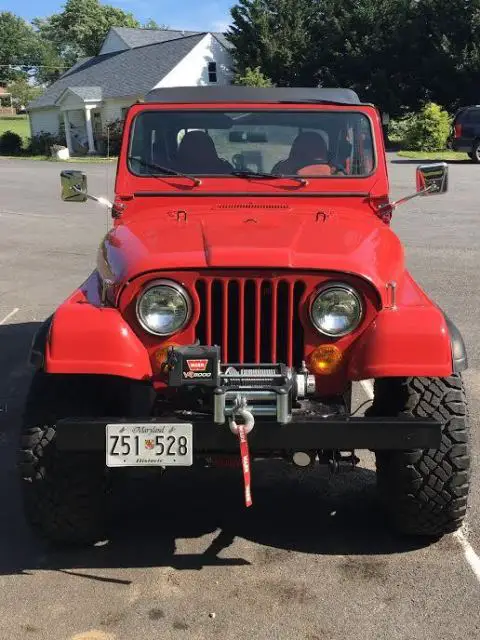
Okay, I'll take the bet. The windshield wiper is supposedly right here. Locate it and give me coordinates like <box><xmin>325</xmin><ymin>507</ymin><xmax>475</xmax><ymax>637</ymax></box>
<box><xmin>231</xmin><ymin>170</ymin><xmax>307</xmax><ymax>186</ymax></box>
<box><xmin>128</xmin><ymin>157</ymin><xmax>201</xmax><ymax>186</ymax></box>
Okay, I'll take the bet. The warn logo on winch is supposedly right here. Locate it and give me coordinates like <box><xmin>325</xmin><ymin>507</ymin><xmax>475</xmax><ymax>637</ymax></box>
<box><xmin>186</xmin><ymin>359</ymin><xmax>209</xmax><ymax>372</ymax></box>
<box><xmin>183</xmin><ymin>359</ymin><xmax>212</xmax><ymax>379</ymax></box>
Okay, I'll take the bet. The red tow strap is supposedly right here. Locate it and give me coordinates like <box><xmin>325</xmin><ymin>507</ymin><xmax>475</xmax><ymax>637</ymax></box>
<box><xmin>237</xmin><ymin>425</ymin><xmax>253</xmax><ymax>507</ymax></box>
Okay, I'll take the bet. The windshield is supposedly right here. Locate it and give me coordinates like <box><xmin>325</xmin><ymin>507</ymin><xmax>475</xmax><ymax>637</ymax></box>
<box><xmin>128</xmin><ymin>110</ymin><xmax>375</xmax><ymax>178</ymax></box>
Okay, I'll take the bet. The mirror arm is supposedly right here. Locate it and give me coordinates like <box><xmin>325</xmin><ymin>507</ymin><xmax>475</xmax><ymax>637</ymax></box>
<box><xmin>379</xmin><ymin>185</ymin><xmax>435</xmax><ymax>211</ymax></box>
<box><xmin>73</xmin><ymin>186</ymin><xmax>112</xmax><ymax>209</ymax></box>
<box><xmin>86</xmin><ymin>194</ymin><xmax>113</xmax><ymax>208</ymax></box>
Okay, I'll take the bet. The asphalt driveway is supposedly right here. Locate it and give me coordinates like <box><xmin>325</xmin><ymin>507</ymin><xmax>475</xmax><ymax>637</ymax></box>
<box><xmin>0</xmin><ymin>156</ymin><xmax>479</xmax><ymax>640</ymax></box>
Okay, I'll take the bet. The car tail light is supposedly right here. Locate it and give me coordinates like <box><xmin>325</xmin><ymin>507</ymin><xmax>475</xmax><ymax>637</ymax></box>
<box><xmin>454</xmin><ymin>123</ymin><xmax>462</xmax><ymax>138</ymax></box>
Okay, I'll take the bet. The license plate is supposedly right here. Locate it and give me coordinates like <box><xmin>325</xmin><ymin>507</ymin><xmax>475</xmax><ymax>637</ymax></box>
<box><xmin>106</xmin><ymin>423</ymin><xmax>193</xmax><ymax>467</ymax></box>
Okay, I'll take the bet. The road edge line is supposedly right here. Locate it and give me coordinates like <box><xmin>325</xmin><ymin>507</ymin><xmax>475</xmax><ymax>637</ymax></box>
<box><xmin>454</xmin><ymin>529</ymin><xmax>480</xmax><ymax>583</ymax></box>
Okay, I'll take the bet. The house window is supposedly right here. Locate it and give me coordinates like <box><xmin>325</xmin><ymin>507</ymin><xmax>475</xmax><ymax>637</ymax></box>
<box><xmin>208</xmin><ymin>62</ymin><xmax>218</xmax><ymax>83</ymax></box>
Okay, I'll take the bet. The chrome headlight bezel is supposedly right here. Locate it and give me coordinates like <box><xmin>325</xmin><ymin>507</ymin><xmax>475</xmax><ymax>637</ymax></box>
<box><xmin>136</xmin><ymin>279</ymin><xmax>192</xmax><ymax>336</ymax></box>
<box><xmin>310</xmin><ymin>282</ymin><xmax>364</xmax><ymax>337</ymax></box>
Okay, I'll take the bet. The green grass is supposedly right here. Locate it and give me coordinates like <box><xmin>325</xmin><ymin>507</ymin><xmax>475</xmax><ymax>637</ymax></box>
<box><xmin>397</xmin><ymin>150</ymin><xmax>469</xmax><ymax>161</ymax></box>
<box><xmin>0</xmin><ymin>154</ymin><xmax>117</xmax><ymax>163</ymax></box>
<box><xmin>0</xmin><ymin>115</ymin><xmax>30</xmax><ymax>142</ymax></box>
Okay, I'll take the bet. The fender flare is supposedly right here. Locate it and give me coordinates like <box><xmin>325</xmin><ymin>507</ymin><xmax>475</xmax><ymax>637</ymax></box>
<box><xmin>442</xmin><ymin>312</ymin><xmax>468</xmax><ymax>372</ymax></box>
<box><xmin>29</xmin><ymin>305</ymin><xmax>152</xmax><ymax>380</ymax></box>
<box><xmin>30</xmin><ymin>315</ymin><xmax>53</xmax><ymax>369</ymax></box>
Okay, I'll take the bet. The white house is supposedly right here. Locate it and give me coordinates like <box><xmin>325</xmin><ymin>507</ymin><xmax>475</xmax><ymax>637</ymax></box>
<box><xmin>28</xmin><ymin>27</ymin><xmax>233</xmax><ymax>155</ymax></box>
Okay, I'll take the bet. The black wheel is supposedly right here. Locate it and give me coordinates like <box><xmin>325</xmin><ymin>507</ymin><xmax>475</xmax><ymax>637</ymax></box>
<box><xmin>471</xmin><ymin>140</ymin><xmax>480</xmax><ymax>163</ymax></box>
<box><xmin>19</xmin><ymin>372</ymin><xmax>150</xmax><ymax>546</ymax></box>
<box><xmin>368</xmin><ymin>375</ymin><xmax>470</xmax><ymax>537</ymax></box>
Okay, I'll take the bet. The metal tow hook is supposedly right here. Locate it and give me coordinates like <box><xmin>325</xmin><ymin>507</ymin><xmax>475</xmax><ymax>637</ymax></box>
<box><xmin>229</xmin><ymin>397</ymin><xmax>255</xmax><ymax>507</ymax></box>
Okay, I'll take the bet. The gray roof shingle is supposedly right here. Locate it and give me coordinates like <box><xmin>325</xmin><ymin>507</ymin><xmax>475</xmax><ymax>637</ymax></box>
<box><xmin>113</xmin><ymin>27</ymin><xmax>203</xmax><ymax>48</ymax></box>
<box><xmin>29</xmin><ymin>33</ymin><xmax>206</xmax><ymax>110</ymax></box>
<box><xmin>59</xmin><ymin>86</ymin><xmax>103</xmax><ymax>102</ymax></box>
<box><xmin>111</xmin><ymin>27</ymin><xmax>232</xmax><ymax>50</ymax></box>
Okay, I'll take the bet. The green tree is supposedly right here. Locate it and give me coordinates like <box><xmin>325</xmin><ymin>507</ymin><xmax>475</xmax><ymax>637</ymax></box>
<box><xmin>313</xmin><ymin>0</ymin><xmax>418</xmax><ymax>115</ymax></box>
<box><xmin>227</xmin><ymin>0</ymin><xmax>417</xmax><ymax>115</ymax></box>
<box><xmin>234</xmin><ymin>66</ymin><xmax>273</xmax><ymax>86</ymax></box>
<box><xmin>33</xmin><ymin>0</ymin><xmax>141</xmax><ymax>67</ymax></box>
<box><xmin>142</xmin><ymin>19</ymin><xmax>168</xmax><ymax>29</ymax></box>
<box><xmin>228</xmin><ymin>0</ymin><xmax>319</xmax><ymax>87</ymax></box>
<box><xmin>0</xmin><ymin>12</ymin><xmax>48</xmax><ymax>82</ymax></box>
<box><xmin>409</xmin><ymin>0</ymin><xmax>480</xmax><ymax>111</ymax></box>
<box><xmin>8</xmin><ymin>78</ymin><xmax>44</xmax><ymax>107</ymax></box>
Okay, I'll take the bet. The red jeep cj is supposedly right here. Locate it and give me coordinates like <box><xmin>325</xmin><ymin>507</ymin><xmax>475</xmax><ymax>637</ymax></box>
<box><xmin>20</xmin><ymin>87</ymin><xmax>469</xmax><ymax>545</ymax></box>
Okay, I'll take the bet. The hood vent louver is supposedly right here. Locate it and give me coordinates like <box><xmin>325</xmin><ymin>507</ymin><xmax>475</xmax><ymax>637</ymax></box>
<box><xmin>213</xmin><ymin>203</ymin><xmax>290</xmax><ymax>210</ymax></box>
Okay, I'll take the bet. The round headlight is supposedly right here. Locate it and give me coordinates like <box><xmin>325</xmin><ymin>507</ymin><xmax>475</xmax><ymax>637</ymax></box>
<box><xmin>137</xmin><ymin>280</ymin><xmax>192</xmax><ymax>336</ymax></box>
<box><xmin>310</xmin><ymin>284</ymin><xmax>363</xmax><ymax>337</ymax></box>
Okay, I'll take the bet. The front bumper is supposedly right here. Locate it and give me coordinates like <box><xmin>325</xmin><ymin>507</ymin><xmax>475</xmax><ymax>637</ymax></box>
<box><xmin>56</xmin><ymin>416</ymin><xmax>441</xmax><ymax>453</ymax></box>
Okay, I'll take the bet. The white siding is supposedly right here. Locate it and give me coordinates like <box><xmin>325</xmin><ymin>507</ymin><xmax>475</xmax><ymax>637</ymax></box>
<box><xmin>157</xmin><ymin>34</ymin><xmax>233</xmax><ymax>88</ymax></box>
<box><xmin>101</xmin><ymin>97</ymin><xmax>140</xmax><ymax>124</ymax></box>
<box><xmin>99</xmin><ymin>30</ymin><xmax>129</xmax><ymax>55</ymax></box>
<box><xmin>29</xmin><ymin>108</ymin><xmax>60</xmax><ymax>136</ymax></box>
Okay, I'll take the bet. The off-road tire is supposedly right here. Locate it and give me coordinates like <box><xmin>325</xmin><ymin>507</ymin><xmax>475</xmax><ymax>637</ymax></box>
<box><xmin>471</xmin><ymin>139</ymin><xmax>480</xmax><ymax>163</ymax></box>
<box><xmin>19</xmin><ymin>372</ymin><xmax>144</xmax><ymax>546</ymax></box>
<box><xmin>369</xmin><ymin>375</ymin><xmax>470</xmax><ymax>537</ymax></box>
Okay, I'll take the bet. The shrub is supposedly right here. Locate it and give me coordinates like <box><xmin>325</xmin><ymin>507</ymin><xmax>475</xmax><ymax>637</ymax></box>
<box><xmin>388</xmin><ymin>116</ymin><xmax>414</xmax><ymax>145</ymax></box>
<box><xmin>0</xmin><ymin>130</ymin><xmax>23</xmax><ymax>155</ymax></box>
<box><xmin>403</xmin><ymin>103</ymin><xmax>452</xmax><ymax>151</ymax></box>
<box><xmin>97</xmin><ymin>118</ymin><xmax>124</xmax><ymax>156</ymax></box>
<box><xmin>234</xmin><ymin>67</ymin><xmax>274</xmax><ymax>87</ymax></box>
<box><xmin>27</xmin><ymin>131</ymin><xmax>66</xmax><ymax>156</ymax></box>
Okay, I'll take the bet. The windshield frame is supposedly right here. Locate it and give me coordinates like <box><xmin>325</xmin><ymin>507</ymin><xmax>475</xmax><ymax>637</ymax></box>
<box><xmin>126</xmin><ymin>107</ymin><xmax>378</xmax><ymax>181</ymax></box>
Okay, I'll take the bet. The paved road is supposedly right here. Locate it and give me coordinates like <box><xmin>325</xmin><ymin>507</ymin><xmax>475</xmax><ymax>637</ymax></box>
<box><xmin>0</xmin><ymin>157</ymin><xmax>479</xmax><ymax>640</ymax></box>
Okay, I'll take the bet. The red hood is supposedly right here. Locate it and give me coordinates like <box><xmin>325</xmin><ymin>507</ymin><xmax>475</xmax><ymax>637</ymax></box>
<box><xmin>98</xmin><ymin>209</ymin><xmax>404</xmax><ymax>300</ymax></box>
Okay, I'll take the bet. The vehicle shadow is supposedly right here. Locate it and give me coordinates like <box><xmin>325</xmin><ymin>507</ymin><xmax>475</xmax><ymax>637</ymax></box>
<box><xmin>0</xmin><ymin>322</ymin><xmax>433</xmax><ymax>580</ymax></box>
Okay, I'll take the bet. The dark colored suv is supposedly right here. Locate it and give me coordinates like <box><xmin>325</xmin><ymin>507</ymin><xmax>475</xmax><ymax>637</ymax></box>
<box><xmin>451</xmin><ymin>105</ymin><xmax>480</xmax><ymax>161</ymax></box>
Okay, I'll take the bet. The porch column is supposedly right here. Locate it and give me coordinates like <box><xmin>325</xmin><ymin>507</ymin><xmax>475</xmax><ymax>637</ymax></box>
<box><xmin>63</xmin><ymin>111</ymin><xmax>73</xmax><ymax>154</ymax></box>
<box><xmin>85</xmin><ymin>106</ymin><xmax>96</xmax><ymax>154</ymax></box>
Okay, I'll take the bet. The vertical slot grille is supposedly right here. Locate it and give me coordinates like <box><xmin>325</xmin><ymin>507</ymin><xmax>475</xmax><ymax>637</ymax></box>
<box><xmin>195</xmin><ymin>277</ymin><xmax>306</xmax><ymax>367</ymax></box>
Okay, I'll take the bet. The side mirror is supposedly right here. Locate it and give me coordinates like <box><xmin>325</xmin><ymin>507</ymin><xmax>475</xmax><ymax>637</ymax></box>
<box><xmin>60</xmin><ymin>170</ymin><xmax>88</xmax><ymax>202</ymax></box>
<box><xmin>416</xmin><ymin>162</ymin><xmax>448</xmax><ymax>196</ymax></box>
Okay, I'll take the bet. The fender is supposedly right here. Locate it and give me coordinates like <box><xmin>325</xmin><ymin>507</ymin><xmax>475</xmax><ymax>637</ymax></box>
<box><xmin>31</xmin><ymin>289</ymin><xmax>152</xmax><ymax>380</ymax></box>
<box><xmin>348</xmin><ymin>306</ymin><xmax>467</xmax><ymax>379</ymax></box>
<box><xmin>348</xmin><ymin>270</ymin><xmax>468</xmax><ymax>380</ymax></box>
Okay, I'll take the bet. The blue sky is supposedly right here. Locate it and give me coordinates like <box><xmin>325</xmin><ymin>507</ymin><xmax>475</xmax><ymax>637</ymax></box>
<box><xmin>7</xmin><ymin>0</ymin><xmax>234</xmax><ymax>32</ymax></box>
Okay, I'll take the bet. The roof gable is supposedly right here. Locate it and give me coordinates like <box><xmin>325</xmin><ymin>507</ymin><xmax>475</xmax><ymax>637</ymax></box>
<box><xmin>56</xmin><ymin>86</ymin><xmax>103</xmax><ymax>105</ymax></box>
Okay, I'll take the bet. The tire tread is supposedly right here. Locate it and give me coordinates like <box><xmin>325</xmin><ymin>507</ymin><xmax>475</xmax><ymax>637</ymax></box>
<box><xmin>370</xmin><ymin>375</ymin><xmax>470</xmax><ymax>536</ymax></box>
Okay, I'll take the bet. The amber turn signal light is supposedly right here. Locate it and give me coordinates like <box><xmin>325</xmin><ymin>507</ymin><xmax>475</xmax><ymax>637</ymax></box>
<box><xmin>309</xmin><ymin>345</ymin><xmax>343</xmax><ymax>375</ymax></box>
